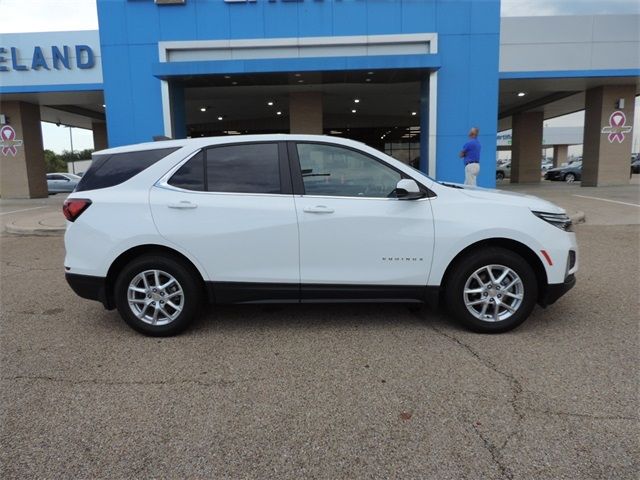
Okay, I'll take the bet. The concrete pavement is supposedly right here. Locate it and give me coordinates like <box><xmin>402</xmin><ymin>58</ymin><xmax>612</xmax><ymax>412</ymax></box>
<box><xmin>500</xmin><ymin>175</ymin><xmax>640</xmax><ymax>226</ymax></box>
<box><xmin>1</xmin><ymin>194</ymin><xmax>66</xmax><ymax>235</ymax></box>
<box><xmin>1</xmin><ymin>225</ymin><xmax>638</xmax><ymax>479</ymax></box>
<box><xmin>1</xmin><ymin>186</ymin><xmax>639</xmax><ymax>478</ymax></box>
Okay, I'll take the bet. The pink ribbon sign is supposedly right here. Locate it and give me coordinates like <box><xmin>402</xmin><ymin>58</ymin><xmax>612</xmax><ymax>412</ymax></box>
<box><xmin>601</xmin><ymin>111</ymin><xmax>632</xmax><ymax>144</ymax></box>
<box><xmin>0</xmin><ymin>125</ymin><xmax>23</xmax><ymax>156</ymax></box>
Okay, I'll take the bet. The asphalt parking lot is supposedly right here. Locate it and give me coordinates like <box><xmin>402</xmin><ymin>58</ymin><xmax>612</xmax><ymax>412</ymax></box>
<box><xmin>1</xmin><ymin>186</ymin><xmax>638</xmax><ymax>479</ymax></box>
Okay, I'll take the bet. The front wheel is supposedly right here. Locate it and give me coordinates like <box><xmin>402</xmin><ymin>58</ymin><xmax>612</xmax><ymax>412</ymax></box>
<box><xmin>444</xmin><ymin>248</ymin><xmax>538</xmax><ymax>333</ymax></box>
<box><xmin>496</xmin><ymin>171</ymin><xmax>505</xmax><ymax>181</ymax></box>
<box><xmin>564</xmin><ymin>173</ymin><xmax>576</xmax><ymax>183</ymax></box>
<box><xmin>114</xmin><ymin>255</ymin><xmax>202</xmax><ymax>336</ymax></box>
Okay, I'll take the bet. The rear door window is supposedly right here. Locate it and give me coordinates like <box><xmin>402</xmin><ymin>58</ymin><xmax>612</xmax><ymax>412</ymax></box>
<box><xmin>167</xmin><ymin>151</ymin><xmax>205</xmax><ymax>191</ymax></box>
<box><xmin>75</xmin><ymin>147</ymin><xmax>179</xmax><ymax>192</ymax></box>
<box><xmin>206</xmin><ymin>143</ymin><xmax>281</xmax><ymax>194</ymax></box>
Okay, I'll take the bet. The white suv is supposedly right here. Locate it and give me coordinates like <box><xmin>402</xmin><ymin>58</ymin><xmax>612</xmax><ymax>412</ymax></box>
<box><xmin>64</xmin><ymin>135</ymin><xmax>577</xmax><ymax>336</ymax></box>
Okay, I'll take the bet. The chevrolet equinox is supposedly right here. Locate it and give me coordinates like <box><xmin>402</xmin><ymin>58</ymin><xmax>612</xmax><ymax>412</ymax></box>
<box><xmin>64</xmin><ymin>135</ymin><xmax>577</xmax><ymax>336</ymax></box>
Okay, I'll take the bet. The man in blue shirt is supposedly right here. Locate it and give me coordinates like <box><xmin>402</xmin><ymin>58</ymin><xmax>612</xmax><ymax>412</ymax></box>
<box><xmin>459</xmin><ymin>127</ymin><xmax>481</xmax><ymax>186</ymax></box>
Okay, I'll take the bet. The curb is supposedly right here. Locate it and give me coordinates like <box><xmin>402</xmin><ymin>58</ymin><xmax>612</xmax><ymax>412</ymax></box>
<box><xmin>570</xmin><ymin>211</ymin><xmax>586</xmax><ymax>225</ymax></box>
<box><xmin>5</xmin><ymin>222</ymin><xmax>66</xmax><ymax>236</ymax></box>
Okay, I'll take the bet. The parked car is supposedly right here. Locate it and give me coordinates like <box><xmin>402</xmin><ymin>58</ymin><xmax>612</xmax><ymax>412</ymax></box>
<box><xmin>631</xmin><ymin>158</ymin><xmax>640</xmax><ymax>174</ymax></box>
<box><xmin>544</xmin><ymin>162</ymin><xmax>582</xmax><ymax>183</ymax></box>
<box><xmin>496</xmin><ymin>161</ymin><xmax>511</xmax><ymax>180</ymax></box>
<box><xmin>541</xmin><ymin>159</ymin><xmax>553</xmax><ymax>172</ymax></box>
<box><xmin>46</xmin><ymin>173</ymin><xmax>81</xmax><ymax>193</ymax></box>
<box><xmin>64</xmin><ymin>135</ymin><xmax>577</xmax><ymax>336</ymax></box>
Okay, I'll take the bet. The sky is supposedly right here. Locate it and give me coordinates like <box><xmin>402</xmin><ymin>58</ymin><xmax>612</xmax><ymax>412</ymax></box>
<box><xmin>1</xmin><ymin>0</ymin><xmax>638</xmax><ymax>154</ymax></box>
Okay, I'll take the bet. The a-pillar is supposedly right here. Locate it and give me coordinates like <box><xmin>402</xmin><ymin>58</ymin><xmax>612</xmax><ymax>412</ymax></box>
<box><xmin>0</xmin><ymin>101</ymin><xmax>47</xmax><ymax>198</ymax></box>
<box><xmin>581</xmin><ymin>85</ymin><xmax>635</xmax><ymax>186</ymax></box>
<box><xmin>289</xmin><ymin>92</ymin><xmax>323</xmax><ymax>134</ymax></box>
<box><xmin>552</xmin><ymin>144</ymin><xmax>568</xmax><ymax>167</ymax></box>
<box><xmin>510</xmin><ymin>111</ymin><xmax>543</xmax><ymax>183</ymax></box>
<box><xmin>92</xmin><ymin>121</ymin><xmax>108</xmax><ymax>151</ymax></box>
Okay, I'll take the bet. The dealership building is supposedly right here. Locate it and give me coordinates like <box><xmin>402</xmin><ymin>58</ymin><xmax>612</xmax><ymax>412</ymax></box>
<box><xmin>0</xmin><ymin>0</ymin><xmax>638</xmax><ymax>198</ymax></box>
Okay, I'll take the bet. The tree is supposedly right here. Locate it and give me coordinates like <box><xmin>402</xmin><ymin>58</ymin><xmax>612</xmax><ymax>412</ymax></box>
<box><xmin>43</xmin><ymin>149</ymin><xmax>67</xmax><ymax>173</ymax></box>
<box><xmin>58</xmin><ymin>148</ymin><xmax>94</xmax><ymax>163</ymax></box>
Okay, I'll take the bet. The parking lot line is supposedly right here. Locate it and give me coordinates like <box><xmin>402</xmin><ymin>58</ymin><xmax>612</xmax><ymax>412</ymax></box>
<box><xmin>572</xmin><ymin>194</ymin><xmax>640</xmax><ymax>208</ymax></box>
<box><xmin>0</xmin><ymin>206</ymin><xmax>48</xmax><ymax>216</ymax></box>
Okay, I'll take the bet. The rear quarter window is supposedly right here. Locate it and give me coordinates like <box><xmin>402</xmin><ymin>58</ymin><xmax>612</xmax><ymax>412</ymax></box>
<box><xmin>75</xmin><ymin>147</ymin><xmax>180</xmax><ymax>192</ymax></box>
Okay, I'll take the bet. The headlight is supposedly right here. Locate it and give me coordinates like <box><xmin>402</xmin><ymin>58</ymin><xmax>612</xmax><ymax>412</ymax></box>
<box><xmin>532</xmin><ymin>211</ymin><xmax>573</xmax><ymax>231</ymax></box>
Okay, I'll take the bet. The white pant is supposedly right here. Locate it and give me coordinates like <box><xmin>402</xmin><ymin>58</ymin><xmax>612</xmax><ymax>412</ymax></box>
<box><xmin>464</xmin><ymin>162</ymin><xmax>480</xmax><ymax>186</ymax></box>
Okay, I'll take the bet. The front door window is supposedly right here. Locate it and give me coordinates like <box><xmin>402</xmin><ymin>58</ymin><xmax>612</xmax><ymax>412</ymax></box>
<box><xmin>297</xmin><ymin>143</ymin><xmax>401</xmax><ymax>198</ymax></box>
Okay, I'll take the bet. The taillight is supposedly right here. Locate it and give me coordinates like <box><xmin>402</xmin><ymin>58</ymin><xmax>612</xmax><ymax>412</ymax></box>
<box><xmin>63</xmin><ymin>199</ymin><xmax>92</xmax><ymax>222</ymax></box>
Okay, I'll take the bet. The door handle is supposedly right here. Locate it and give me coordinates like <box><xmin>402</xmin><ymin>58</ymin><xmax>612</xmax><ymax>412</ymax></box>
<box><xmin>168</xmin><ymin>201</ymin><xmax>198</xmax><ymax>209</ymax></box>
<box><xmin>303</xmin><ymin>205</ymin><xmax>334</xmax><ymax>214</ymax></box>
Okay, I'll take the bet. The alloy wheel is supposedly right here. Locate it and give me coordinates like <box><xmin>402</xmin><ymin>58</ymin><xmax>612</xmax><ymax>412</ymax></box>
<box><xmin>127</xmin><ymin>269</ymin><xmax>184</xmax><ymax>326</ymax></box>
<box><xmin>463</xmin><ymin>264</ymin><xmax>524</xmax><ymax>322</ymax></box>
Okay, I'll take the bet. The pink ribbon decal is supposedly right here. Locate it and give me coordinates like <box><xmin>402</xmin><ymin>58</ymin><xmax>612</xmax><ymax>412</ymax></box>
<box><xmin>601</xmin><ymin>111</ymin><xmax>632</xmax><ymax>144</ymax></box>
<box><xmin>0</xmin><ymin>125</ymin><xmax>23</xmax><ymax>156</ymax></box>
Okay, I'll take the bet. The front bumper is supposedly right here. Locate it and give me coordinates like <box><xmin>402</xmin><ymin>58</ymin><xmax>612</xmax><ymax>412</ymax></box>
<box><xmin>65</xmin><ymin>273</ymin><xmax>113</xmax><ymax>309</ymax></box>
<box><xmin>540</xmin><ymin>274</ymin><xmax>576</xmax><ymax>307</ymax></box>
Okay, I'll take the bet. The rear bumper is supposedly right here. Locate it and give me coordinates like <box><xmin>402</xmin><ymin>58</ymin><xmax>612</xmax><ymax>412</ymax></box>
<box><xmin>65</xmin><ymin>272</ymin><xmax>113</xmax><ymax>309</ymax></box>
<box><xmin>540</xmin><ymin>274</ymin><xmax>576</xmax><ymax>307</ymax></box>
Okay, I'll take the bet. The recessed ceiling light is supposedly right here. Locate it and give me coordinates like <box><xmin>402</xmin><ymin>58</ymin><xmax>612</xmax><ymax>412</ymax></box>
<box><xmin>276</xmin><ymin>111</ymin><xmax>282</xmax><ymax>115</ymax></box>
<box><xmin>294</xmin><ymin>73</ymin><xmax>301</xmax><ymax>77</ymax></box>
<box><xmin>267</xmin><ymin>101</ymin><xmax>274</xmax><ymax>106</ymax></box>
<box><xmin>298</xmin><ymin>80</ymin><xmax>304</xmax><ymax>83</ymax></box>
<box><xmin>200</xmin><ymin>107</ymin><xmax>207</xmax><ymax>112</ymax></box>
<box><xmin>351</xmin><ymin>109</ymin><xmax>357</xmax><ymax>113</ymax></box>
<box><xmin>232</xmin><ymin>81</ymin><xmax>238</xmax><ymax>85</ymax></box>
<box><xmin>368</xmin><ymin>71</ymin><xmax>374</xmax><ymax>75</ymax></box>
<box><xmin>354</xmin><ymin>99</ymin><xmax>360</xmax><ymax>103</ymax></box>
<box><xmin>102</xmin><ymin>104</ymin><xmax>106</xmax><ymax>108</ymax></box>
<box><xmin>224</xmin><ymin>75</ymin><xmax>231</xmax><ymax>79</ymax></box>
<box><xmin>217</xmin><ymin>116</ymin><xmax>223</xmax><ymax>121</ymax></box>
<box><xmin>517</xmin><ymin>92</ymin><xmax>526</xmax><ymax>97</ymax></box>
<box><xmin>365</xmin><ymin>78</ymin><xmax>372</xmax><ymax>82</ymax></box>
<box><xmin>411</xmin><ymin>111</ymin><xmax>417</xmax><ymax>116</ymax></box>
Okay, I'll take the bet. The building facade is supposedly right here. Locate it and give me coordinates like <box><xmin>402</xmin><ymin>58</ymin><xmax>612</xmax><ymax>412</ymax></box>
<box><xmin>96</xmin><ymin>0</ymin><xmax>500</xmax><ymax>188</ymax></box>
<box><xmin>1</xmin><ymin>2</ymin><xmax>638</xmax><ymax>199</ymax></box>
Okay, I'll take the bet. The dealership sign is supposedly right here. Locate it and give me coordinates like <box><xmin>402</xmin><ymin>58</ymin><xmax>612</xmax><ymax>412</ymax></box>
<box><xmin>601</xmin><ymin>111</ymin><xmax>632</xmax><ymax>143</ymax></box>
<box><xmin>0</xmin><ymin>45</ymin><xmax>95</xmax><ymax>72</ymax></box>
<box><xmin>0</xmin><ymin>126</ymin><xmax>22</xmax><ymax>157</ymax></box>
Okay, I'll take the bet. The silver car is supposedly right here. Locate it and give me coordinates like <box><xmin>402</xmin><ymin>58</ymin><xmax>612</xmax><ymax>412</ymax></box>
<box><xmin>496</xmin><ymin>161</ymin><xmax>511</xmax><ymax>180</ymax></box>
<box><xmin>46</xmin><ymin>173</ymin><xmax>81</xmax><ymax>194</ymax></box>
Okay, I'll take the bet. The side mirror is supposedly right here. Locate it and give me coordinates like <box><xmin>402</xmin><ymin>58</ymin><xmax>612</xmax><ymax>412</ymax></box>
<box><xmin>395</xmin><ymin>179</ymin><xmax>425</xmax><ymax>200</ymax></box>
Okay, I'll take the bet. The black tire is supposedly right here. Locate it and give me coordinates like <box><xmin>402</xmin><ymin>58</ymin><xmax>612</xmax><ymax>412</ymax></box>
<box><xmin>496</xmin><ymin>171</ymin><xmax>505</xmax><ymax>181</ymax></box>
<box><xmin>564</xmin><ymin>173</ymin><xmax>576</xmax><ymax>183</ymax></box>
<box><xmin>114</xmin><ymin>254</ymin><xmax>202</xmax><ymax>336</ymax></box>
<box><xmin>444</xmin><ymin>247</ymin><xmax>538</xmax><ymax>333</ymax></box>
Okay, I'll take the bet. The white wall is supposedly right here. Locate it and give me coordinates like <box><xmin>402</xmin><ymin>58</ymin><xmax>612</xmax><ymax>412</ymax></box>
<box><xmin>500</xmin><ymin>15</ymin><xmax>640</xmax><ymax>72</ymax></box>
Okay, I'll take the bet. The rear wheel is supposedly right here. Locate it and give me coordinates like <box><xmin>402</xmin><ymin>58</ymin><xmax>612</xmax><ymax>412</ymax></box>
<box><xmin>444</xmin><ymin>248</ymin><xmax>538</xmax><ymax>333</ymax></box>
<box><xmin>114</xmin><ymin>255</ymin><xmax>202</xmax><ymax>336</ymax></box>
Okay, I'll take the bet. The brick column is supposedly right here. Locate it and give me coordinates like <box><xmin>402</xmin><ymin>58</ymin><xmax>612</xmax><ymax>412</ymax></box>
<box><xmin>582</xmin><ymin>85</ymin><xmax>635</xmax><ymax>186</ymax></box>
<box><xmin>0</xmin><ymin>101</ymin><xmax>47</xmax><ymax>198</ymax></box>
<box><xmin>289</xmin><ymin>92</ymin><xmax>323</xmax><ymax>134</ymax></box>
<box><xmin>510</xmin><ymin>111</ymin><xmax>543</xmax><ymax>183</ymax></box>
<box><xmin>552</xmin><ymin>145</ymin><xmax>568</xmax><ymax>167</ymax></box>
<box><xmin>92</xmin><ymin>121</ymin><xmax>108</xmax><ymax>151</ymax></box>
